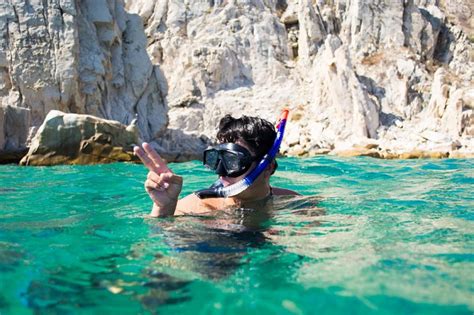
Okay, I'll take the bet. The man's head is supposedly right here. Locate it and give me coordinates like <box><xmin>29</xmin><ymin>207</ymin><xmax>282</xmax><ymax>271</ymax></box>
<box><xmin>201</xmin><ymin>114</ymin><xmax>278</xmax><ymax>183</ymax></box>
<box><xmin>196</xmin><ymin>113</ymin><xmax>286</xmax><ymax>199</ymax></box>
<box><xmin>216</xmin><ymin>115</ymin><xmax>276</xmax><ymax>159</ymax></box>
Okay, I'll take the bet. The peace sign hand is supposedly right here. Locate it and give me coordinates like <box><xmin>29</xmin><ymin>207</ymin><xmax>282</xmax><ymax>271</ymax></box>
<box><xmin>134</xmin><ymin>143</ymin><xmax>183</xmax><ymax>217</ymax></box>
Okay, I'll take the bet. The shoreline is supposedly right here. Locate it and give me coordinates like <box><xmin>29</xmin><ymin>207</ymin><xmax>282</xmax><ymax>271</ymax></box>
<box><xmin>2</xmin><ymin>149</ymin><xmax>473</xmax><ymax>167</ymax></box>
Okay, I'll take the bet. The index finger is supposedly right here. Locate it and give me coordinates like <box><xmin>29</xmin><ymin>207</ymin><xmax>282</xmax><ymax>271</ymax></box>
<box><xmin>142</xmin><ymin>142</ymin><xmax>171</xmax><ymax>173</ymax></box>
<box><xmin>133</xmin><ymin>145</ymin><xmax>159</xmax><ymax>172</ymax></box>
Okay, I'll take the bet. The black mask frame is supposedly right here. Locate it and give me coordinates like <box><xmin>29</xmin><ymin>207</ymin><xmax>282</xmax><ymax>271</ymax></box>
<box><xmin>203</xmin><ymin>143</ymin><xmax>258</xmax><ymax>178</ymax></box>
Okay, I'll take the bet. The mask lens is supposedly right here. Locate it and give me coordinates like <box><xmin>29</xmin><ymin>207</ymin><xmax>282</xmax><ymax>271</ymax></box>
<box><xmin>204</xmin><ymin>149</ymin><xmax>219</xmax><ymax>169</ymax></box>
<box><xmin>221</xmin><ymin>151</ymin><xmax>242</xmax><ymax>173</ymax></box>
<box><xmin>204</xmin><ymin>144</ymin><xmax>256</xmax><ymax>177</ymax></box>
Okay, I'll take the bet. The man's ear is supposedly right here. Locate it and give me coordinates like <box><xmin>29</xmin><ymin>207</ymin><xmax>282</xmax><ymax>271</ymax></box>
<box><xmin>271</xmin><ymin>160</ymin><xmax>278</xmax><ymax>175</ymax></box>
<box><xmin>265</xmin><ymin>160</ymin><xmax>277</xmax><ymax>177</ymax></box>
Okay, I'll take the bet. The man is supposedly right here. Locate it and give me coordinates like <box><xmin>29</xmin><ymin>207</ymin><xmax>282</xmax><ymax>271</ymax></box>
<box><xmin>134</xmin><ymin>114</ymin><xmax>299</xmax><ymax>217</ymax></box>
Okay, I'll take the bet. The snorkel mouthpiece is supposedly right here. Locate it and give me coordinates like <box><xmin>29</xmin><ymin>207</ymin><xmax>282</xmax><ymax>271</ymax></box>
<box><xmin>194</xmin><ymin>109</ymin><xmax>290</xmax><ymax>199</ymax></box>
<box><xmin>194</xmin><ymin>180</ymin><xmax>224</xmax><ymax>199</ymax></box>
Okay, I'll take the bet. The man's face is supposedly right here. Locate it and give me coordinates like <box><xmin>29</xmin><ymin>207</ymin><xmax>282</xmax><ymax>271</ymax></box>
<box><xmin>219</xmin><ymin>140</ymin><xmax>258</xmax><ymax>187</ymax></box>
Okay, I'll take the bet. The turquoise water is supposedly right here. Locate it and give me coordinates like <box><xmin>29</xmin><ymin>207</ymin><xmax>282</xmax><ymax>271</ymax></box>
<box><xmin>0</xmin><ymin>157</ymin><xmax>473</xmax><ymax>314</ymax></box>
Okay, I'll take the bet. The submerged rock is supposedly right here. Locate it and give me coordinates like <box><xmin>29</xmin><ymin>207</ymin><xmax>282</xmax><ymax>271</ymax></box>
<box><xmin>20</xmin><ymin>111</ymin><xmax>139</xmax><ymax>166</ymax></box>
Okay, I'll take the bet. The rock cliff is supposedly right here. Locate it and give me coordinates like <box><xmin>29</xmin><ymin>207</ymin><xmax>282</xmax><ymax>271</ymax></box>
<box><xmin>0</xmin><ymin>0</ymin><xmax>167</xmax><ymax>163</ymax></box>
<box><xmin>1</xmin><ymin>0</ymin><xmax>473</xmax><ymax>163</ymax></box>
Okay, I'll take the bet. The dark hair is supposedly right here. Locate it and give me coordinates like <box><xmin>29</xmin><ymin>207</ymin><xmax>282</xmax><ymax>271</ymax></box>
<box><xmin>217</xmin><ymin>115</ymin><xmax>276</xmax><ymax>159</ymax></box>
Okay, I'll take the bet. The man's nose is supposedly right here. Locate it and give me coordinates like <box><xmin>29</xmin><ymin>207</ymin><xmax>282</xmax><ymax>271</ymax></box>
<box><xmin>215</xmin><ymin>160</ymin><xmax>227</xmax><ymax>176</ymax></box>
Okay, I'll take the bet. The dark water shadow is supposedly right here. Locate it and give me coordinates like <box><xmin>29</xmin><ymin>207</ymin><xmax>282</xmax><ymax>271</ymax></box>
<box><xmin>147</xmin><ymin>195</ymin><xmax>324</xmax><ymax>281</ymax></box>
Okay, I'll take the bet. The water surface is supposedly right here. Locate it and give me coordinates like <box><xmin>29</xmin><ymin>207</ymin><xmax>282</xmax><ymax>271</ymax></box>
<box><xmin>0</xmin><ymin>157</ymin><xmax>473</xmax><ymax>314</ymax></box>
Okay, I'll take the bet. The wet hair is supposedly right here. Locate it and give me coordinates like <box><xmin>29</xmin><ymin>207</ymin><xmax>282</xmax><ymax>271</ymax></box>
<box><xmin>217</xmin><ymin>114</ymin><xmax>276</xmax><ymax>160</ymax></box>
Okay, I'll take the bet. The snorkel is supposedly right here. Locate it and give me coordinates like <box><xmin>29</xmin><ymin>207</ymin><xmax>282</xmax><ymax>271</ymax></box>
<box><xmin>195</xmin><ymin>109</ymin><xmax>289</xmax><ymax>199</ymax></box>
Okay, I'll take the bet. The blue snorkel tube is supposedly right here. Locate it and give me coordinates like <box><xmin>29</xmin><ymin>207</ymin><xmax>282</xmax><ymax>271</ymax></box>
<box><xmin>195</xmin><ymin>109</ymin><xmax>289</xmax><ymax>199</ymax></box>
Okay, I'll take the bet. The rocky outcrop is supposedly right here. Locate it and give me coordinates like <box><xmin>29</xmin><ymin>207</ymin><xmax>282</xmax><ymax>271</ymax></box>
<box><xmin>20</xmin><ymin>110</ymin><xmax>138</xmax><ymax>165</ymax></box>
<box><xmin>0</xmin><ymin>0</ymin><xmax>473</xmax><ymax>163</ymax></box>
<box><xmin>0</xmin><ymin>0</ymin><xmax>167</xmax><ymax>150</ymax></box>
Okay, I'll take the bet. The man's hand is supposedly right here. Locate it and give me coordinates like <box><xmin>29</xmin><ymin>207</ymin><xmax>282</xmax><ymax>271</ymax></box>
<box><xmin>134</xmin><ymin>143</ymin><xmax>183</xmax><ymax>217</ymax></box>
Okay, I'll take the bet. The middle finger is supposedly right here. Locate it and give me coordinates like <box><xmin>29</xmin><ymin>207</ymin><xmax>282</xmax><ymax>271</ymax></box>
<box><xmin>143</xmin><ymin>143</ymin><xmax>171</xmax><ymax>173</ymax></box>
<box><xmin>134</xmin><ymin>145</ymin><xmax>161</xmax><ymax>173</ymax></box>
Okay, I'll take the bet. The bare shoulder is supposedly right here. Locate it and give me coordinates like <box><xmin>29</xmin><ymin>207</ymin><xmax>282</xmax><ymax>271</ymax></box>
<box><xmin>175</xmin><ymin>193</ymin><xmax>220</xmax><ymax>215</ymax></box>
<box><xmin>175</xmin><ymin>194</ymin><xmax>200</xmax><ymax>215</ymax></box>
<box><xmin>272</xmin><ymin>187</ymin><xmax>301</xmax><ymax>196</ymax></box>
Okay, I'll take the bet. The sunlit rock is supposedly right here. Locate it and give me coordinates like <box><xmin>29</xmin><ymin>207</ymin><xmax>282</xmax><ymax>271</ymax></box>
<box><xmin>20</xmin><ymin>110</ymin><xmax>138</xmax><ymax>166</ymax></box>
<box><xmin>0</xmin><ymin>0</ymin><xmax>472</xmax><ymax>162</ymax></box>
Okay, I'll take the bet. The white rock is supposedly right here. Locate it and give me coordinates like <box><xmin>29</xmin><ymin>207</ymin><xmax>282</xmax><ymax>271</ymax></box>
<box><xmin>310</xmin><ymin>35</ymin><xmax>379</xmax><ymax>142</ymax></box>
<box><xmin>0</xmin><ymin>0</ymin><xmax>472</xmax><ymax>162</ymax></box>
<box><xmin>20</xmin><ymin>110</ymin><xmax>138</xmax><ymax>165</ymax></box>
<box><xmin>297</xmin><ymin>0</ymin><xmax>326</xmax><ymax>65</ymax></box>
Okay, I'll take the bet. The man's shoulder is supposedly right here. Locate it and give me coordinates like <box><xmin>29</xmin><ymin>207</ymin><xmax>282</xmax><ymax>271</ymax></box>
<box><xmin>175</xmin><ymin>193</ymin><xmax>221</xmax><ymax>215</ymax></box>
<box><xmin>175</xmin><ymin>194</ymin><xmax>199</xmax><ymax>215</ymax></box>
<box><xmin>272</xmin><ymin>187</ymin><xmax>301</xmax><ymax>196</ymax></box>
<box><xmin>179</xmin><ymin>193</ymin><xmax>200</xmax><ymax>204</ymax></box>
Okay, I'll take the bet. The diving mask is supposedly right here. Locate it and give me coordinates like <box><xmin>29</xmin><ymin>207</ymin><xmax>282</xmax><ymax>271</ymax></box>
<box><xmin>203</xmin><ymin>143</ymin><xmax>258</xmax><ymax>178</ymax></box>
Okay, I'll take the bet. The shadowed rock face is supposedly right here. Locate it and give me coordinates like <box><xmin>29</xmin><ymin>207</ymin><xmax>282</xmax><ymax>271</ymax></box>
<box><xmin>1</xmin><ymin>0</ymin><xmax>473</xmax><ymax>162</ymax></box>
<box><xmin>0</xmin><ymin>105</ymin><xmax>30</xmax><ymax>163</ymax></box>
